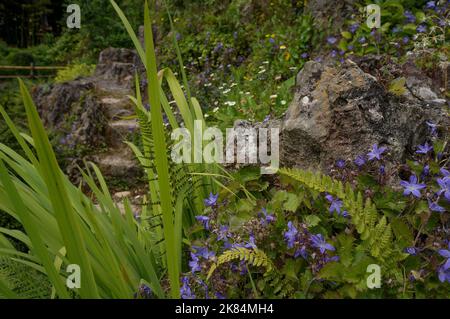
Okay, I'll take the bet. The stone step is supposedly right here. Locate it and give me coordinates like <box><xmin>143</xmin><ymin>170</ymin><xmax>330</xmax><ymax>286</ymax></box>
<box><xmin>106</xmin><ymin>119</ymin><xmax>139</xmax><ymax>146</ymax></box>
<box><xmin>93</xmin><ymin>148</ymin><xmax>141</xmax><ymax>182</ymax></box>
<box><xmin>100</xmin><ymin>96</ymin><xmax>134</xmax><ymax>119</ymax></box>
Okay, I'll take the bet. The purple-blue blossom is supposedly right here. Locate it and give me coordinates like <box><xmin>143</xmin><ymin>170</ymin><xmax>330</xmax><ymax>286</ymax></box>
<box><xmin>294</xmin><ymin>246</ymin><xmax>308</xmax><ymax>259</ymax></box>
<box><xmin>310</xmin><ymin>234</ymin><xmax>335</xmax><ymax>254</ymax></box>
<box><xmin>325</xmin><ymin>194</ymin><xmax>347</xmax><ymax>217</ymax></box>
<box><xmin>416</xmin><ymin>142</ymin><xmax>433</xmax><ymax>154</ymax></box>
<box><xmin>196</xmin><ymin>215</ymin><xmax>210</xmax><ymax>230</ymax></box>
<box><xmin>367</xmin><ymin>144</ymin><xmax>387</xmax><ymax>161</ymax></box>
<box><xmin>180</xmin><ymin>277</ymin><xmax>195</xmax><ymax>299</ymax></box>
<box><xmin>437</xmin><ymin>177</ymin><xmax>450</xmax><ymax>202</ymax></box>
<box><xmin>404</xmin><ymin>10</ymin><xmax>416</xmax><ymax>23</ymax></box>
<box><xmin>354</xmin><ymin>155</ymin><xmax>366</xmax><ymax>167</ymax></box>
<box><xmin>327</xmin><ymin>36</ymin><xmax>337</xmax><ymax>45</ymax></box>
<box><xmin>244</xmin><ymin>235</ymin><xmax>257</xmax><ymax>249</ymax></box>
<box><xmin>216</xmin><ymin>225</ymin><xmax>230</xmax><ymax>241</ymax></box>
<box><xmin>417</xmin><ymin>24</ymin><xmax>427</xmax><ymax>33</ymax></box>
<box><xmin>405</xmin><ymin>247</ymin><xmax>418</xmax><ymax>255</ymax></box>
<box><xmin>284</xmin><ymin>222</ymin><xmax>298</xmax><ymax>249</ymax></box>
<box><xmin>438</xmin><ymin>243</ymin><xmax>450</xmax><ymax>283</ymax></box>
<box><xmin>425</xmin><ymin>1</ymin><xmax>436</xmax><ymax>10</ymax></box>
<box><xmin>335</xmin><ymin>159</ymin><xmax>346</xmax><ymax>168</ymax></box>
<box><xmin>428</xmin><ymin>200</ymin><xmax>446</xmax><ymax>213</ymax></box>
<box><xmin>204</xmin><ymin>192</ymin><xmax>219</xmax><ymax>207</ymax></box>
<box><xmin>426</xmin><ymin>121</ymin><xmax>438</xmax><ymax>135</ymax></box>
<box><xmin>400</xmin><ymin>175</ymin><xmax>426</xmax><ymax>198</ymax></box>
<box><xmin>349</xmin><ymin>23</ymin><xmax>359</xmax><ymax>34</ymax></box>
<box><xmin>189</xmin><ymin>253</ymin><xmax>201</xmax><ymax>273</ymax></box>
<box><xmin>260</xmin><ymin>208</ymin><xmax>275</xmax><ymax>225</ymax></box>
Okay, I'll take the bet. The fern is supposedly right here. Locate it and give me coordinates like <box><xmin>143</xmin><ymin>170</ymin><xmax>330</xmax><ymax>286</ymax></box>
<box><xmin>207</xmin><ymin>247</ymin><xmax>273</xmax><ymax>280</ymax></box>
<box><xmin>279</xmin><ymin>168</ymin><xmax>399</xmax><ymax>264</ymax></box>
<box><xmin>0</xmin><ymin>258</ymin><xmax>51</xmax><ymax>299</ymax></box>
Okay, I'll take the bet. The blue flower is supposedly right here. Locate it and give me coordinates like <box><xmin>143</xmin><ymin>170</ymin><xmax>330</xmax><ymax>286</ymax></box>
<box><xmin>438</xmin><ymin>266</ymin><xmax>450</xmax><ymax>283</ymax></box>
<box><xmin>426</xmin><ymin>121</ymin><xmax>438</xmax><ymax>135</ymax></box>
<box><xmin>325</xmin><ymin>194</ymin><xmax>344</xmax><ymax>216</ymax></box>
<box><xmin>216</xmin><ymin>225</ymin><xmax>230</xmax><ymax>241</ymax></box>
<box><xmin>438</xmin><ymin>243</ymin><xmax>450</xmax><ymax>281</ymax></box>
<box><xmin>417</xmin><ymin>24</ymin><xmax>427</xmax><ymax>33</ymax></box>
<box><xmin>180</xmin><ymin>277</ymin><xmax>195</xmax><ymax>299</ymax></box>
<box><xmin>269</xmin><ymin>38</ymin><xmax>275</xmax><ymax>44</ymax></box>
<box><xmin>215</xmin><ymin>292</ymin><xmax>226</xmax><ymax>299</ymax></box>
<box><xmin>358</xmin><ymin>36</ymin><xmax>366</xmax><ymax>44</ymax></box>
<box><xmin>301</xmin><ymin>52</ymin><xmax>309</xmax><ymax>59</ymax></box>
<box><xmin>327</xmin><ymin>36</ymin><xmax>337</xmax><ymax>45</ymax></box>
<box><xmin>196</xmin><ymin>215</ymin><xmax>210</xmax><ymax>230</ymax></box>
<box><xmin>204</xmin><ymin>192</ymin><xmax>219</xmax><ymax>207</ymax></box>
<box><xmin>284</xmin><ymin>222</ymin><xmax>298</xmax><ymax>249</ymax></box>
<box><xmin>392</xmin><ymin>26</ymin><xmax>402</xmax><ymax>33</ymax></box>
<box><xmin>137</xmin><ymin>284</ymin><xmax>152</xmax><ymax>298</ymax></box>
<box><xmin>335</xmin><ymin>159</ymin><xmax>346</xmax><ymax>168</ymax></box>
<box><xmin>260</xmin><ymin>208</ymin><xmax>275</xmax><ymax>225</ymax></box>
<box><xmin>416</xmin><ymin>142</ymin><xmax>433</xmax><ymax>154</ymax></box>
<box><xmin>294</xmin><ymin>246</ymin><xmax>308</xmax><ymax>259</ymax></box>
<box><xmin>402</xmin><ymin>36</ymin><xmax>410</xmax><ymax>44</ymax></box>
<box><xmin>425</xmin><ymin>1</ymin><xmax>436</xmax><ymax>10</ymax></box>
<box><xmin>400</xmin><ymin>175</ymin><xmax>426</xmax><ymax>198</ymax></box>
<box><xmin>404</xmin><ymin>10</ymin><xmax>416</xmax><ymax>23</ymax></box>
<box><xmin>244</xmin><ymin>235</ymin><xmax>257</xmax><ymax>249</ymax></box>
<box><xmin>324</xmin><ymin>255</ymin><xmax>340</xmax><ymax>263</ymax></box>
<box><xmin>367</xmin><ymin>144</ymin><xmax>387</xmax><ymax>161</ymax></box>
<box><xmin>379</xmin><ymin>165</ymin><xmax>385</xmax><ymax>175</ymax></box>
<box><xmin>310</xmin><ymin>234</ymin><xmax>335</xmax><ymax>254</ymax></box>
<box><xmin>189</xmin><ymin>253</ymin><xmax>201</xmax><ymax>273</ymax></box>
<box><xmin>405</xmin><ymin>247</ymin><xmax>418</xmax><ymax>255</ymax></box>
<box><xmin>428</xmin><ymin>200</ymin><xmax>446</xmax><ymax>213</ymax></box>
<box><xmin>354</xmin><ymin>155</ymin><xmax>366</xmax><ymax>167</ymax></box>
<box><xmin>192</xmin><ymin>246</ymin><xmax>215</xmax><ymax>260</ymax></box>
<box><xmin>422</xmin><ymin>165</ymin><xmax>430</xmax><ymax>176</ymax></box>
<box><xmin>349</xmin><ymin>23</ymin><xmax>359</xmax><ymax>34</ymax></box>
<box><xmin>437</xmin><ymin>177</ymin><xmax>450</xmax><ymax>202</ymax></box>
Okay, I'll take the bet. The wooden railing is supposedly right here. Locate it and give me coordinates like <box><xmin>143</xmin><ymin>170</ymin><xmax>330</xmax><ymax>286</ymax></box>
<box><xmin>0</xmin><ymin>64</ymin><xmax>67</xmax><ymax>79</ymax></box>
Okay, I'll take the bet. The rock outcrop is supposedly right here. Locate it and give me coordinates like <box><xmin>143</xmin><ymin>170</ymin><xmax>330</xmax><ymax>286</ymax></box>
<box><xmin>32</xmin><ymin>48</ymin><xmax>141</xmax><ymax>186</ymax></box>
<box><xmin>280</xmin><ymin>59</ymin><xmax>448</xmax><ymax>171</ymax></box>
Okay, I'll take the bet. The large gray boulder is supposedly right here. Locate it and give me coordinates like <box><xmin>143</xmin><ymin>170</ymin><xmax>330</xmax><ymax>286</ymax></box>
<box><xmin>280</xmin><ymin>60</ymin><xmax>448</xmax><ymax>170</ymax></box>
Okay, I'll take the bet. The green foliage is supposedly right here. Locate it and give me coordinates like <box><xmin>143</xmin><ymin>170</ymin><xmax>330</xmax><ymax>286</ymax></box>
<box><xmin>0</xmin><ymin>258</ymin><xmax>51</xmax><ymax>299</ymax></box>
<box><xmin>54</xmin><ymin>64</ymin><xmax>96</xmax><ymax>83</ymax></box>
<box><xmin>279</xmin><ymin>168</ymin><xmax>403</xmax><ymax>265</ymax></box>
<box><xmin>207</xmin><ymin>247</ymin><xmax>273</xmax><ymax>280</ymax></box>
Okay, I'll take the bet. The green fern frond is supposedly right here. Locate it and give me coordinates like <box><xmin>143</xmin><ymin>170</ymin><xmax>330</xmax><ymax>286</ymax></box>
<box><xmin>279</xmin><ymin>168</ymin><xmax>398</xmax><ymax>263</ymax></box>
<box><xmin>207</xmin><ymin>247</ymin><xmax>273</xmax><ymax>280</ymax></box>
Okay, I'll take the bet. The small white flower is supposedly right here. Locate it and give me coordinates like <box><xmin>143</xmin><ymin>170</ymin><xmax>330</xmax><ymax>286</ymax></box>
<box><xmin>213</xmin><ymin>107</ymin><xmax>219</xmax><ymax>113</ymax></box>
<box><xmin>281</xmin><ymin>100</ymin><xmax>287</xmax><ymax>105</ymax></box>
<box><xmin>258</xmin><ymin>69</ymin><xmax>266</xmax><ymax>74</ymax></box>
<box><xmin>263</xmin><ymin>61</ymin><xmax>269</xmax><ymax>64</ymax></box>
<box><xmin>223</xmin><ymin>88</ymin><xmax>231</xmax><ymax>94</ymax></box>
<box><xmin>301</xmin><ymin>96</ymin><xmax>310</xmax><ymax>105</ymax></box>
<box><xmin>270</xmin><ymin>94</ymin><xmax>278</xmax><ymax>99</ymax></box>
<box><xmin>225</xmin><ymin>101</ymin><xmax>236</xmax><ymax>106</ymax></box>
